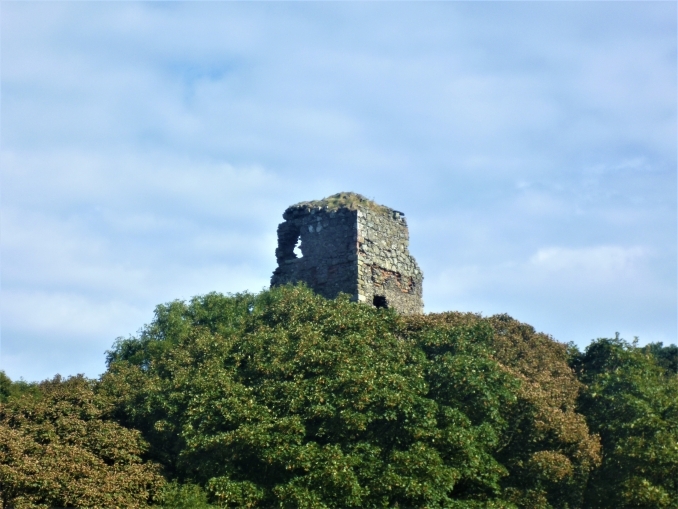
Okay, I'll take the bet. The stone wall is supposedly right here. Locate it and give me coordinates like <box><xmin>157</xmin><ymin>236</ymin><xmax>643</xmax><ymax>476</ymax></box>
<box><xmin>356</xmin><ymin>207</ymin><xmax>423</xmax><ymax>315</ymax></box>
<box><xmin>271</xmin><ymin>206</ymin><xmax>358</xmax><ymax>301</ymax></box>
<box><xmin>271</xmin><ymin>193</ymin><xmax>423</xmax><ymax>314</ymax></box>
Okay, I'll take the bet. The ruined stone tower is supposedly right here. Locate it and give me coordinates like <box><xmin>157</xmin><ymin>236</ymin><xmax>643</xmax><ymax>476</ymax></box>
<box><xmin>270</xmin><ymin>192</ymin><xmax>423</xmax><ymax>314</ymax></box>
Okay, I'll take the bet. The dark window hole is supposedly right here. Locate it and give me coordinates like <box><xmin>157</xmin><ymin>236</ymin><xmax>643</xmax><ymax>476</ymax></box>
<box><xmin>373</xmin><ymin>295</ymin><xmax>388</xmax><ymax>309</ymax></box>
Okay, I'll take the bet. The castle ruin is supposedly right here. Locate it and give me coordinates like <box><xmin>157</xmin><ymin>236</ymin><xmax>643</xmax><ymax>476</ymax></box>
<box><xmin>270</xmin><ymin>192</ymin><xmax>423</xmax><ymax>314</ymax></box>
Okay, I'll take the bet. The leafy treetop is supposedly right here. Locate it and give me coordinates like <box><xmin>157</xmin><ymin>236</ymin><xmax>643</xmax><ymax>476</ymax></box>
<box><xmin>103</xmin><ymin>285</ymin><xmax>601</xmax><ymax>508</ymax></box>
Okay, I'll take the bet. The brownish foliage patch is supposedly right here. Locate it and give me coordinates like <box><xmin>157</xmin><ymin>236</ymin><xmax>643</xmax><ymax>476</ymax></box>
<box><xmin>0</xmin><ymin>375</ymin><xmax>164</xmax><ymax>509</ymax></box>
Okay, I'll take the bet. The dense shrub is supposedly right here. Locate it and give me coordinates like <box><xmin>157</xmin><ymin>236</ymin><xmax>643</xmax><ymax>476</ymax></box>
<box><xmin>0</xmin><ymin>375</ymin><xmax>164</xmax><ymax>509</ymax></box>
<box><xmin>4</xmin><ymin>285</ymin><xmax>675</xmax><ymax>508</ymax></box>
<box><xmin>403</xmin><ymin>312</ymin><xmax>601</xmax><ymax>507</ymax></box>
<box><xmin>571</xmin><ymin>337</ymin><xmax>678</xmax><ymax>508</ymax></box>
<box><xmin>102</xmin><ymin>285</ymin><xmax>600</xmax><ymax>508</ymax></box>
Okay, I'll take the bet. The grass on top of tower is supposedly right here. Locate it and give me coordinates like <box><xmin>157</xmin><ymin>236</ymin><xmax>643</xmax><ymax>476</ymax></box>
<box><xmin>292</xmin><ymin>192</ymin><xmax>392</xmax><ymax>215</ymax></box>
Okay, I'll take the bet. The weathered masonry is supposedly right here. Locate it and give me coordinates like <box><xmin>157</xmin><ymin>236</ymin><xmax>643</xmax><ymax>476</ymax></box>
<box><xmin>270</xmin><ymin>192</ymin><xmax>423</xmax><ymax>314</ymax></box>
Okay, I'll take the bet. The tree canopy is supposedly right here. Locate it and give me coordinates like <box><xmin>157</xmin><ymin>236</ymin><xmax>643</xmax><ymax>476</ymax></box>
<box><xmin>571</xmin><ymin>336</ymin><xmax>678</xmax><ymax>508</ymax></box>
<box><xmin>2</xmin><ymin>285</ymin><xmax>676</xmax><ymax>508</ymax></box>
<box><xmin>0</xmin><ymin>375</ymin><xmax>164</xmax><ymax>509</ymax></box>
<box><xmin>102</xmin><ymin>285</ymin><xmax>601</xmax><ymax>508</ymax></box>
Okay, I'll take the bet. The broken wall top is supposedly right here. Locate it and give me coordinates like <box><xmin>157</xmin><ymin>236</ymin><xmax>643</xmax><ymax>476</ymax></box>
<box><xmin>283</xmin><ymin>192</ymin><xmax>400</xmax><ymax>219</ymax></box>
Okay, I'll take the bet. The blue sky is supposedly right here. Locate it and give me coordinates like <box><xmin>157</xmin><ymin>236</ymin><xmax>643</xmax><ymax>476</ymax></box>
<box><xmin>1</xmin><ymin>1</ymin><xmax>676</xmax><ymax>382</ymax></box>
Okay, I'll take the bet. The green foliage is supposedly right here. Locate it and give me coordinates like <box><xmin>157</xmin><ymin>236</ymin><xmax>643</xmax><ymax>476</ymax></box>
<box><xmin>157</xmin><ymin>481</ymin><xmax>216</xmax><ymax>509</ymax></box>
<box><xmin>572</xmin><ymin>336</ymin><xmax>678</xmax><ymax>508</ymax></box>
<box><xmin>0</xmin><ymin>374</ymin><xmax>165</xmax><ymax>509</ymax></box>
<box><xmin>0</xmin><ymin>371</ymin><xmax>40</xmax><ymax>404</ymax></box>
<box><xmin>642</xmin><ymin>342</ymin><xmax>678</xmax><ymax>375</ymax></box>
<box><xmin>106</xmin><ymin>292</ymin><xmax>257</xmax><ymax>370</ymax></box>
<box><xmin>407</xmin><ymin>312</ymin><xmax>601</xmax><ymax>508</ymax></box>
<box><xmin>0</xmin><ymin>372</ymin><xmax>10</xmax><ymax>404</ymax></box>
<box><xmin>8</xmin><ymin>286</ymin><xmax>674</xmax><ymax>508</ymax></box>
<box><xmin>102</xmin><ymin>285</ymin><xmax>600</xmax><ymax>508</ymax></box>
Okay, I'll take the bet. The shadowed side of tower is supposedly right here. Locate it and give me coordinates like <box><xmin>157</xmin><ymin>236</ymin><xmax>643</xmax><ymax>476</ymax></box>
<box><xmin>270</xmin><ymin>192</ymin><xmax>424</xmax><ymax>314</ymax></box>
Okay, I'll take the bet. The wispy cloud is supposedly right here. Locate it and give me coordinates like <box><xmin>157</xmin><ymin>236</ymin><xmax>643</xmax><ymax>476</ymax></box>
<box><xmin>529</xmin><ymin>246</ymin><xmax>648</xmax><ymax>276</ymax></box>
<box><xmin>2</xmin><ymin>1</ymin><xmax>675</xmax><ymax>380</ymax></box>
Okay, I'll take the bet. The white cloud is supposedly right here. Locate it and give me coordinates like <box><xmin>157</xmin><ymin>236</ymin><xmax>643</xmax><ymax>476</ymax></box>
<box><xmin>423</xmin><ymin>242</ymin><xmax>673</xmax><ymax>345</ymax></box>
<box><xmin>529</xmin><ymin>245</ymin><xmax>648</xmax><ymax>276</ymax></box>
<box><xmin>1</xmin><ymin>290</ymin><xmax>145</xmax><ymax>338</ymax></box>
<box><xmin>1</xmin><ymin>1</ymin><xmax>675</xmax><ymax>380</ymax></box>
